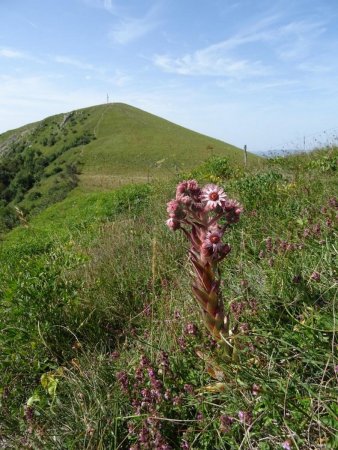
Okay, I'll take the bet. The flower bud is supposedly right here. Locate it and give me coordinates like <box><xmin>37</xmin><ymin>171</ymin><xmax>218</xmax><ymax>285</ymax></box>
<box><xmin>166</xmin><ymin>218</ymin><xmax>180</xmax><ymax>231</ymax></box>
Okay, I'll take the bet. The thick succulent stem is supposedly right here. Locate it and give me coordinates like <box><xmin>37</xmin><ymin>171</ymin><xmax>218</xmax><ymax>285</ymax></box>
<box><xmin>190</xmin><ymin>256</ymin><xmax>233</xmax><ymax>357</ymax></box>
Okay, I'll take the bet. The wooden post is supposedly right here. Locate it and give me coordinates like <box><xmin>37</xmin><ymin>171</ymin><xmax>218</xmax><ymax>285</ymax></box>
<box><xmin>244</xmin><ymin>144</ymin><xmax>247</xmax><ymax>167</ymax></box>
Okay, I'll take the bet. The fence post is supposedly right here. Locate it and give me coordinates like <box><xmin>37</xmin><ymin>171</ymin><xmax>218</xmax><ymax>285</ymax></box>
<box><xmin>244</xmin><ymin>144</ymin><xmax>247</xmax><ymax>167</ymax></box>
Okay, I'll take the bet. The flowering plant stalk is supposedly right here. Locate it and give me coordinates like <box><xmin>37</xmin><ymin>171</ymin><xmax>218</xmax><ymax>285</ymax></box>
<box><xmin>166</xmin><ymin>180</ymin><xmax>243</xmax><ymax>358</ymax></box>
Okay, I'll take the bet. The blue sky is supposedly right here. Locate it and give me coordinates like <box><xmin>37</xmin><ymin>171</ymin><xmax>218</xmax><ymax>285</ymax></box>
<box><xmin>1</xmin><ymin>0</ymin><xmax>338</xmax><ymax>152</ymax></box>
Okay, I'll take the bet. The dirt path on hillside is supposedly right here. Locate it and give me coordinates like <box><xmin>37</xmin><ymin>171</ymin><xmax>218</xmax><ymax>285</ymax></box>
<box><xmin>93</xmin><ymin>104</ymin><xmax>112</xmax><ymax>138</ymax></box>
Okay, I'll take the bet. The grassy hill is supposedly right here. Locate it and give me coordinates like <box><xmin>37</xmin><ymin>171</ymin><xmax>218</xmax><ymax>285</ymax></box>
<box><xmin>0</xmin><ymin>103</ymin><xmax>261</xmax><ymax>233</ymax></box>
<box><xmin>1</xmin><ymin>103</ymin><xmax>259</xmax><ymax>177</ymax></box>
<box><xmin>0</xmin><ymin>144</ymin><xmax>337</xmax><ymax>448</ymax></box>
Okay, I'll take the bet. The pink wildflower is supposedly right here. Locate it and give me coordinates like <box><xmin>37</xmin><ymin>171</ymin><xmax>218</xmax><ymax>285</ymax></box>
<box><xmin>252</xmin><ymin>384</ymin><xmax>261</xmax><ymax>396</ymax></box>
<box><xmin>185</xmin><ymin>323</ymin><xmax>198</xmax><ymax>335</ymax></box>
<box><xmin>175</xmin><ymin>179</ymin><xmax>201</xmax><ymax>205</ymax></box>
<box><xmin>167</xmin><ymin>199</ymin><xmax>186</xmax><ymax>219</ymax></box>
<box><xmin>181</xmin><ymin>440</ymin><xmax>190</xmax><ymax>449</ymax></box>
<box><xmin>201</xmin><ymin>184</ymin><xmax>227</xmax><ymax>210</ymax></box>
<box><xmin>220</xmin><ymin>415</ymin><xmax>234</xmax><ymax>432</ymax></box>
<box><xmin>178</xmin><ymin>194</ymin><xmax>192</xmax><ymax>205</ymax></box>
<box><xmin>187</xmin><ymin>179</ymin><xmax>199</xmax><ymax>191</ymax></box>
<box><xmin>167</xmin><ymin>199</ymin><xmax>180</xmax><ymax>213</ymax></box>
<box><xmin>176</xmin><ymin>181</ymin><xmax>188</xmax><ymax>195</ymax></box>
<box><xmin>328</xmin><ymin>197</ymin><xmax>338</xmax><ymax>208</ymax></box>
<box><xmin>110</xmin><ymin>351</ymin><xmax>120</xmax><ymax>359</ymax></box>
<box><xmin>223</xmin><ymin>198</ymin><xmax>243</xmax><ymax>223</ymax></box>
<box><xmin>282</xmin><ymin>439</ymin><xmax>292</xmax><ymax>450</ymax></box>
<box><xmin>223</xmin><ymin>198</ymin><xmax>243</xmax><ymax>213</ymax></box>
<box><xmin>310</xmin><ymin>271</ymin><xmax>321</xmax><ymax>282</ymax></box>
<box><xmin>238</xmin><ymin>410</ymin><xmax>252</xmax><ymax>425</ymax></box>
<box><xmin>166</xmin><ymin>218</ymin><xmax>180</xmax><ymax>231</ymax></box>
<box><xmin>203</xmin><ymin>229</ymin><xmax>224</xmax><ymax>252</ymax></box>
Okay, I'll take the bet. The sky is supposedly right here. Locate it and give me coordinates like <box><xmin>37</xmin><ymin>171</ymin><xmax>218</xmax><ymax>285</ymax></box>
<box><xmin>1</xmin><ymin>0</ymin><xmax>338</xmax><ymax>153</ymax></box>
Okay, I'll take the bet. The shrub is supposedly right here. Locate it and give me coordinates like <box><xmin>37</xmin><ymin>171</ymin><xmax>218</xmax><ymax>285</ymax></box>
<box><xmin>27</xmin><ymin>191</ymin><xmax>42</xmax><ymax>201</ymax></box>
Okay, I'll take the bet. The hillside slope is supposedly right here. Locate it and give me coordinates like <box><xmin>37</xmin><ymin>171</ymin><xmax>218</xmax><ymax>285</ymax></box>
<box><xmin>0</xmin><ymin>103</ymin><xmax>261</xmax><ymax>231</ymax></box>
<box><xmin>0</xmin><ymin>103</ymin><xmax>261</xmax><ymax>185</ymax></box>
<box><xmin>75</xmin><ymin>103</ymin><xmax>259</xmax><ymax>187</ymax></box>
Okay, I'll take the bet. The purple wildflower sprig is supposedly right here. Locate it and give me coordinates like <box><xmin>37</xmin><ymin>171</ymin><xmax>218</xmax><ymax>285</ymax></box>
<box><xmin>166</xmin><ymin>180</ymin><xmax>243</xmax><ymax>356</ymax></box>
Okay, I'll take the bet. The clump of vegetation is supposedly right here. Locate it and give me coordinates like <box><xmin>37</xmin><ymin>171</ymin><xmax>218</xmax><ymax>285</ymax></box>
<box><xmin>0</xmin><ymin>116</ymin><xmax>95</xmax><ymax>233</ymax></box>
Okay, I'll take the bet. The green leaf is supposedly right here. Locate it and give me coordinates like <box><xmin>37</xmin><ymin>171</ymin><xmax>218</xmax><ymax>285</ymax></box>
<box><xmin>41</xmin><ymin>372</ymin><xmax>59</xmax><ymax>398</ymax></box>
<box><xmin>27</xmin><ymin>392</ymin><xmax>41</xmax><ymax>406</ymax></box>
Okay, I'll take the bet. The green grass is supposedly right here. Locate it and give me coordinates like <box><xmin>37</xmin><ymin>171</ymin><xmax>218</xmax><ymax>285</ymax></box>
<box><xmin>78</xmin><ymin>103</ymin><xmax>260</xmax><ymax>177</ymax></box>
<box><xmin>0</xmin><ymin>148</ymin><xmax>337</xmax><ymax>449</ymax></box>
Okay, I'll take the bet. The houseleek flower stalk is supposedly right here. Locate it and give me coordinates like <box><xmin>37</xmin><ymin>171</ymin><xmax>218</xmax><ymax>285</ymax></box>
<box><xmin>166</xmin><ymin>180</ymin><xmax>243</xmax><ymax>358</ymax></box>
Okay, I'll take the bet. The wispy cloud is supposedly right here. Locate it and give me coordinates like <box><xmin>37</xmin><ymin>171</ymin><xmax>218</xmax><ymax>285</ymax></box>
<box><xmin>0</xmin><ymin>47</ymin><xmax>44</xmax><ymax>64</ymax></box>
<box><xmin>81</xmin><ymin>0</ymin><xmax>116</xmax><ymax>13</ymax></box>
<box><xmin>153</xmin><ymin>16</ymin><xmax>328</xmax><ymax>78</ymax></box>
<box><xmin>109</xmin><ymin>3</ymin><xmax>162</xmax><ymax>44</ymax></box>
<box><xmin>156</xmin><ymin>53</ymin><xmax>270</xmax><ymax>78</ymax></box>
<box><xmin>103</xmin><ymin>0</ymin><xmax>114</xmax><ymax>12</ymax></box>
<box><xmin>0</xmin><ymin>48</ymin><xmax>26</xmax><ymax>58</ymax></box>
<box><xmin>106</xmin><ymin>69</ymin><xmax>132</xmax><ymax>86</ymax></box>
<box><xmin>81</xmin><ymin>0</ymin><xmax>162</xmax><ymax>44</ymax></box>
<box><xmin>52</xmin><ymin>54</ymin><xmax>132</xmax><ymax>86</ymax></box>
<box><xmin>53</xmin><ymin>55</ymin><xmax>95</xmax><ymax>71</ymax></box>
<box><xmin>0</xmin><ymin>47</ymin><xmax>43</xmax><ymax>63</ymax></box>
<box><xmin>152</xmin><ymin>16</ymin><xmax>276</xmax><ymax>77</ymax></box>
<box><xmin>275</xmin><ymin>20</ymin><xmax>326</xmax><ymax>61</ymax></box>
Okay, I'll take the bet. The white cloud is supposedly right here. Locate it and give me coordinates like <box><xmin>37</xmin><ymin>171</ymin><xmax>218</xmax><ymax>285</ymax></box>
<box><xmin>0</xmin><ymin>47</ymin><xmax>42</xmax><ymax>63</ymax></box>
<box><xmin>109</xmin><ymin>3</ymin><xmax>161</xmax><ymax>44</ymax></box>
<box><xmin>103</xmin><ymin>0</ymin><xmax>114</xmax><ymax>12</ymax></box>
<box><xmin>0</xmin><ymin>48</ymin><xmax>26</xmax><ymax>58</ymax></box>
<box><xmin>152</xmin><ymin>16</ymin><xmax>277</xmax><ymax>78</ymax></box>
<box><xmin>81</xmin><ymin>0</ymin><xmax>116</xmax><ymax>13</ymax></box>
<box><xmin>106</xmin><ymin>70</ymin><xmax>131</xmax><ymax>86</ymax></box>
<box><xmin>81</xmin><ymin>0</ymin><xmax>162</xmax><ymax>45</ymax></box>
<box><xmin>154</xmin><ymin>53</ymin><xmax>268</xmax><ymax>78</ymax></box>
<box><xmin>276</xmin><ymin>20</ymin><xmax>326</xmax><ymax>61</ymax></box>
<box><xmin>53</xmin><ymin>55</ymin><xmax>95</xmax><ymax>71</ymax></box>
<box><xmin>109</xmin><ymin>17</ymin><xmax>157</xmax><ymax>44</ymax></box>
<box><xmin>153</xmin><ymin>16</ymin><xmax>328</xmax><ymax>78</ymax></box>
<box><xmin>297</xmin><ymin>62</ymin><xmax>331</xmax><ymax>74</ymax></box>
<box><xmin>52</xmin><ymin>55</ymin><xmax>132</xmax><ymax>86</ymax></box>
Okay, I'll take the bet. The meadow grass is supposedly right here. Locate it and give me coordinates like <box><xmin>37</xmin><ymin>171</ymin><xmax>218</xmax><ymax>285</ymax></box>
<box><xmin>0</xmin><ymin>148</ymin><xmax>337</xmax><ymax>449</ymax></box>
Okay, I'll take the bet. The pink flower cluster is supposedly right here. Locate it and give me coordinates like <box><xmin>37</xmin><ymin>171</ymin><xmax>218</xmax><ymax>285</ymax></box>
<box><xmin>166</xmin><ymin>180</ymin><xmax>243</xmax><ymax>348</ymax></box>
<box><xmin>166</xmin><ymin>180</ymin><xmax>242</xmax><ymax>262</ymax></box>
